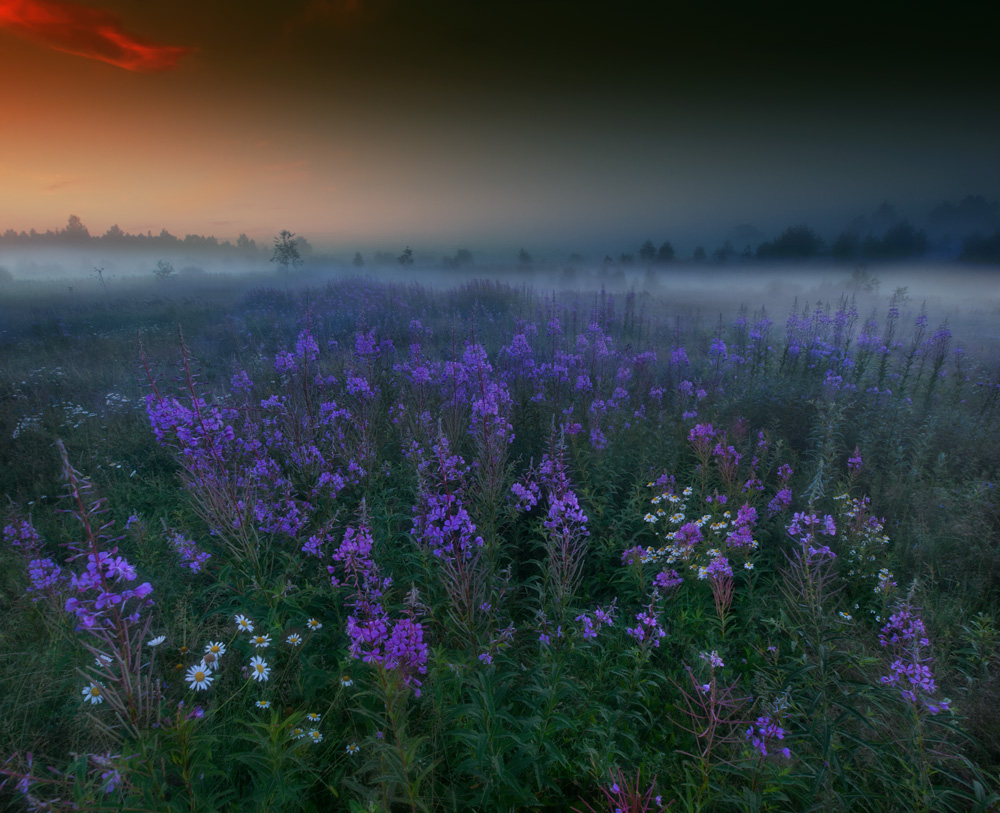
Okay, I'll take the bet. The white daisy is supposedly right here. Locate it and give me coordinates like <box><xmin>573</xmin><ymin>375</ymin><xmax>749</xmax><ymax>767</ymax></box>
<box><xmin>185</xmin><ymin>664</ymin><xmax>213</xmax><ymax>691</ymax></box>
<box><xmin>340</xmin><ymin>676</ymin><xmax>353</xmax><ymax>687</ymax></box>
<box><xmin>306</xmin><ymin>712</ymin><xmax>321</xmax><ymax>723</ymax></box>
<box><xmin>255</xmin><ymin>700</ymin><xmax>271</xmax><ymax>709</ymax></box>
<box><xmin>235</xmin><ymin>614</ymin><xmax>254</xmax><ymax>633</ymax></box>
<box><xmin>307</xmin><ymin>729</ymin><xmax>323</xmax><ymax>744</ymax></box>
<box><xmin>82</xmin><ymin>682</ymin><xmax>104</xmax><ymax>704</ymax></box>
<box><xmin>286</xmin><ymin>633</ymin><xmax>303</xmax><ymax>647</ymax></box>
<box><xmin>346</xmin><ymin>742</ymin><xmax>359</xmax><ymax>754</ymax></box>
<box><xmin>249</xmin><ymin>656</ymin><xmax>270</xmax><ymax>682</ymax></box>
<box><xmin>204</xmin><ymin>641</ymin><xmax>226</xmax><ymax>656</ymax></box>
<box><xmin>306</xmin><ymin>618</ymin><xmax>322</xmax><ymax>631</ymax></box>
<box><xmin>147</xmin><ymin>635</ymin><xmax>166</xmax><ymax>647</ymax></box>
<box><xmin>251</xmin><ymin>634</ymin><xmax>271</xmax><ymax>649</ymax></box>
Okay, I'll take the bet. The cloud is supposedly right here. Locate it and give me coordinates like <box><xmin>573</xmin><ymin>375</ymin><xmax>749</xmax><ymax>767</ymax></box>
<box><xmin>0</xmin><ymin>0</ymin><xmax>191</xmax><ymax>72</ymax></box>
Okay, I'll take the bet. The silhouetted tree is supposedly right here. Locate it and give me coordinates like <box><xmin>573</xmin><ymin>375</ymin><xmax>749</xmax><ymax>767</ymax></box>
<box><xmin>876</xmin><ymin>220</ymin><xmax>928</xmax><ymax>259</ymax></box>
<box><xmin>62</xmin><ymin>214</ymin><xmax>89</xmax><ymax>241</ymax></box>
<box><xmin>960</xmin><ymin>229</ymin><xmax>1000</xmax><ymax>263</ymax></box>
<box><xmin>832</xmin><ymin>232</ymin><xmax>859</xmax><ymax>260</ymax></box>
<box><xmin>639</xmin><ymin>240</ymin><xmax>657</xmax><ymax>263</ymax></box>
<box><xmin>756</xmin><ymin>225</ymin><xmax>824</xmax><ymax>259</ymax></box>
<box><xmin>712</xmin><ymin>241</ymin><xmax>735</xmax><ymax>263</ymax></box>
<box><xmin>153</xmin><ymin>260</ymin><xmax>175</xmax><ymax>281</ymax></box>
<box><xmin>619</xmin><ymin>252</ymin><xmax>634</xmax><ymax>265</ymax></box>
<box><xmin>454</xmin><ymin>248</ymin><xmax>474</xmax><ymax>267</ymax></box>
<box><xmin>517</xmin><ymin>248</ymin><xmax>533</xmax><ymax>269</ymax></box>
<box><xmin>692</xmin><ymin>246</ymin><xmax>707</xmax><ymax>263</ymax></box>
<box><xmin>656</xmin><ymin>241</ymin><xmax>675</xmax><ymax>263</ymax></box>
<box><xmin>353</xmin><ymin>252</ymin><xmax>365</xmax><ymax>267</ymax></box>
<box><xmin>398</xmin><ymin>246</ymin><xmax>414</xmax><ymax>266</ymax></box>
<box><xmin>103</xmin><ymin>224</ymin><xmax>125</xmax><ymax>243</ymax></box>
<box><xmin>271</xmin><ymin>230</ymin><xmax>303</xmax><ymax>272</ymax></box>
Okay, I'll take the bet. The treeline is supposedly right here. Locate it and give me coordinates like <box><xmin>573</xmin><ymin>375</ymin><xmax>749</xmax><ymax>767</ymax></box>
<box><xmin>624</xmin><ymin>196</ymin><xmax>1000</xmax><ymax>266</ymax></box>
<box><xmin>0</xmin><ymin>215</ymin><xmax>263</xmax><ymax>256</ymax></box>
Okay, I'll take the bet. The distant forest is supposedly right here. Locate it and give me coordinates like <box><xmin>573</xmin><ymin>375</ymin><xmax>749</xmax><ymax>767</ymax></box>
<box><xmin>0</xmin><ymin>215</ymin><xmax>268</xmax><ymax>257</ymax></box>
<box><xmin>2</xmin><ymin>195</ymin><xmax>1000</xmax><ymax>265</ymax></box>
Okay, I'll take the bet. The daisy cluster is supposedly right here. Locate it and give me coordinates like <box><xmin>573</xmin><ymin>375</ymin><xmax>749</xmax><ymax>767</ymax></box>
<box><xmin>634</xmin><ymin>485</ymin><xmax>759</xmax><ymax>588</ymax></box>
<box><xmin>834</xmin><ymin>493</ymin><xmax>896</xmax><ymax>596</ymax></box>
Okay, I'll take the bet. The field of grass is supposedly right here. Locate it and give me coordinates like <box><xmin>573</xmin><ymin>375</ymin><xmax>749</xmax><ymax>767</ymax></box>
<box><xmin>1</xmin><ymin>268</ymin><xmax>999</xmax><ymax>811</ymax></box>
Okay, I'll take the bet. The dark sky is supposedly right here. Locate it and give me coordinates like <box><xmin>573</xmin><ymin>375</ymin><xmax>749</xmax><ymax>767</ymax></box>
<box><xmin>2</xmin><ymin>0</ymin><xmax>998</xmax><ymax>253</ymax></box>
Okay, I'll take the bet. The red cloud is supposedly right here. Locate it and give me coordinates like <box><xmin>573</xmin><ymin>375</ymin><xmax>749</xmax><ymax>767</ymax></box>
<box><xmin>0</xmin><ymin>0</ymin><xmax>191</xmax><ymax>72</ymax></box>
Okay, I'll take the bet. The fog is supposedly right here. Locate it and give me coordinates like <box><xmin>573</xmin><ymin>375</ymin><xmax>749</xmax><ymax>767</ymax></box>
<box><xmin>2</xmin><ymin>247</ymin><xmax>998</xmax><ymax>358</ymax></box>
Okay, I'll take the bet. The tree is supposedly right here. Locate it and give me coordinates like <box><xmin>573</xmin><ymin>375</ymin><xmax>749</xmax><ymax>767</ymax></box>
<box><xmin>63</xmin><ymin>214</ymin><xmax>89</xmax><ymax>241</ymax></box>
<box><xmin>712</xmin><ymin>241</ymin><xmax>735</xmax><ymax>263</ymax></box>
<box><xmin>153</xmin><ymin>260</ymin><xmax>175</xmax><ymax>281</ymax></box>
<box><xmin>103</xmin><ymin>224</ymin><xmax>125</xmax><ymax>243</ymax></box>
<box><xmin>692</xmin><ymin>246</ymin><xmax>707</xmax><ymax>263</ymax></box>
<box><xmin>398</xmin><ymin>246</ymin><xmax>414</xmax><ymax>266</ymax></box>
<box><xmin>236</xmin><ymin>233</ymin><xmax>257</xmax><ymax>254</ymax></box>
<box><xmin>831</xmin><ymin>232</ymin><xmax>859</xmax><ymax>260</ymax></box>
<box><xmin>756</xmin><ymin>225</ymin><xmax>824</xmax><ymax>259</ymax></box>
<box><xmin>271</xmin><ymin>230</ymin><xmax>303</xmax><ymax>272</ymax></box>
<box><xmin>353</xmin><ymin>252</ymin><xmax>365</xmax><ymax>267</ymax></box>
<box><xmin>517</xmin><ymin>248</ymin><xmax>532</xmax><ymax>269</ymax></box>
<box><xmin>656</xmin><ymin>241</ymin><xmax>675</xmax><ymax>263</ymax></box>
<box><xmin>639</xmin><ymin>240</ymin><xmax>657</xmax><ymax>263</ymax></box>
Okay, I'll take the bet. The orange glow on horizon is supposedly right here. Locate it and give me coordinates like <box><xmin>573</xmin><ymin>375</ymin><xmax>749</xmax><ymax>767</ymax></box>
<box><xmin>0</xmin><ymin>0</ymin><xmax>191</xmax><ymax>72</ymax></box>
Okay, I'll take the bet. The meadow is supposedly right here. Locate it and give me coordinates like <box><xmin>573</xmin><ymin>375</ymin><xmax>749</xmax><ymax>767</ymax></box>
<box><xmin>1</xmin><ymin>265</ymin><xmax>999</xmax><ymax>811</ymax></box>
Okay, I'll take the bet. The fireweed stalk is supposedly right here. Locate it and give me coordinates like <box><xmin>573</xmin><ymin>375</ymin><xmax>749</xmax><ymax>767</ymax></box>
<box><xmin>669</xmin><ymin>651</ymin><xmax>751</xmax><ymax>805</ymax></box>
<box><xmin>410</xmin><ymin>433</ymin><xmax>489</xmax><ymax>638</ymax></box>
<box><xmin>56</xmin><ymin>441</ymin><xmax>156</xmax><ymax>739</ymax></box>
<box><xmin>465</xmin><ymin>338</ymin><xmax>515</xmax><ymax>529</ymax></box>
<box><xmin>512</xmin><ymin>428</ymin><xmax>591</xmax><ymax>619</ymax></box>
<box><xmin>330</xmin><ymin>512</ymin><xmax>428</xmax><ymax>812</ymax></box>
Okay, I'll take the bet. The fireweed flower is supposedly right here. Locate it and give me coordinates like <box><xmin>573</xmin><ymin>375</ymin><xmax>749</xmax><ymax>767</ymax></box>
<box><xmin>286</xmin><ymin>633</ymin><xmax>302</xmax><ymax>646</ymax></box>
<box><xmin>82</xmin><ymin>682</ymin><xmax>104</xmax><ymax>704</ymax></box>
<box><xmin>235</xmin><ymin>614</ymin><xmax>254</xmax><ymax>633</ymax></box>
<box><xmin>700</xmin><ymin>650</ymin><xmax>725</xmax><ymax>669</ymax></box>
<box><xmin>185</xmin><ymin>664</ymin><xmax>213</xmax><ymax>691</ymax></box>
<box><xmin>249</xmin><ymin>656</ymin><xmax>270</xmax><ymax>682</ymax></box>
<box><xmin>251</xmin><ymin>634</ymin><xmax>271</xmax><ymax>649</ymax></box>
<box><xmin>746</xmin><ymin>715</ymin><xmax>790</xmax><ymax>759</ymax></box>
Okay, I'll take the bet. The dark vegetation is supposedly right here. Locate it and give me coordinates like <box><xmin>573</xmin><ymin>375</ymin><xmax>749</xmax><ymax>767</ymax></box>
<box><xmin>1</xmin><ymin>271</ymin><xmax>999</xmax><ymax>811</ymax></box>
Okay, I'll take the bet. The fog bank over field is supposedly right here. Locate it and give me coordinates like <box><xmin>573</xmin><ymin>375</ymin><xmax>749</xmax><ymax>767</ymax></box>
<box><xmin>2</xmin><ymin>249</ymin><xmax>998</xmax><ymax>358</ymax></box>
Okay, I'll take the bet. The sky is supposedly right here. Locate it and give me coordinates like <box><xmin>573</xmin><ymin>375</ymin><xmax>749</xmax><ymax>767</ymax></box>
<box><xmin>2</xmin><ymin>0</ymin><xmax>999</xmax><ymax>255</ymax></box>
